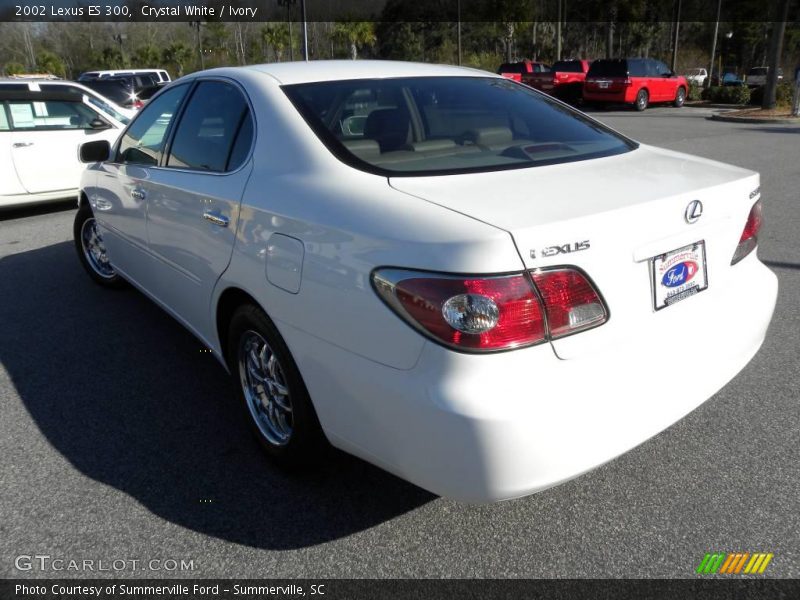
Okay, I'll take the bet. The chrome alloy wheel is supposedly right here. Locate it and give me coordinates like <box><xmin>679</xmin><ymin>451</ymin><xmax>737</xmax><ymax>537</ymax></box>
<box><xmin>80</xmin><ymin>217</ymin><xmax>115</xmax><ymax>279</ymax></box>
<box><xmin>238</xmin><ymin>330</ymin><xmax>293</xmax><ymax>446</ymax></box>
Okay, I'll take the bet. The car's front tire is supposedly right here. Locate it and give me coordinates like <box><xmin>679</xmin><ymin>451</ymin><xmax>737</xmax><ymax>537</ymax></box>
<box><xmin>228</xmin><ymin>304</ymin><xmax>327</xmax><ymax>468</ymax></box>
<box><xmin>674</xmin><ymin>86</ymin><xmax>686</xmax><ymax>107</ymax></box>
<box><xmin>73</xmin><ymin>204</ymin><xmax>125</xmax><ymax>288</ymax></box>
<box><xmin>634</xmin><ymin>89</ymin><xmax>649</xmax><ymax>111</ymax></box>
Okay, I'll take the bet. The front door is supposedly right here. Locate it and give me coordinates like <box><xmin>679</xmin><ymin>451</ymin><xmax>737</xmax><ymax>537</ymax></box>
<box><xmin>143</xmin><ymin>79</ymin><xmax>255</xmax><ymax>342</ymax></box>
<box><xmin>5</xmin><ymin>97</ymin><xmax>109</xmax><ymax>194</ymax></box>
<box><xmin>94</xmin><ymin>84</ymin><xmax>191</xmax><ymax>284</ymax></box>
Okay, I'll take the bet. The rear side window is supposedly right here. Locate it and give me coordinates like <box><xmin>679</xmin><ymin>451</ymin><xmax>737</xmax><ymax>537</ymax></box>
<box><xmin>116</xmin><ymin>84</ymin><xmax>188</xmax><ymax>166</ymax></box>
<box><xmin>167</xmin><ymin>81</ymin><xmax>252</xmax><ymax>172</ymax></box>
<box><xmin>0</xmin><ymin>105</ymin><xmax>9</xmax><ymax>131</ymax></box>
<box><xmin>628</xmin><ymin>60</ymin><xmax>647</xmax><ymax>77</ymax></box>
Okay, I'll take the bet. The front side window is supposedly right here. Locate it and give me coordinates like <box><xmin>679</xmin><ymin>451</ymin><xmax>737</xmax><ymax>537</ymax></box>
<box><xmin>284</xmin><ymin>76</ymin><xmax>635</xmax><ymax>176</ymax></box>
<box><xmin>167</xmin><ymin>81</ymin><xmax>252</xmax><ymax>172</ymax></box>
<box><xmin>116</xmin><ymin>84</ymin><xmax>188</xmax><ymax>166</ymax></box>
<box><xmin>4</xmin><ymin>99</ymin><xmax>99</xmax><ymax>130</ymax></box>
<box><xmin>0</xmin><ymin>105</ymin><xmax>9</xmax><ymax>131</ymax></box>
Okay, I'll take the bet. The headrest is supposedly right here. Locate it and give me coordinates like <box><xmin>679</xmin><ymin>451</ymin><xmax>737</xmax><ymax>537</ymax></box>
<box><xmin>465</xmin><ymin>127</ymin><xmax>513</xmax><ymax>147</ymax></box>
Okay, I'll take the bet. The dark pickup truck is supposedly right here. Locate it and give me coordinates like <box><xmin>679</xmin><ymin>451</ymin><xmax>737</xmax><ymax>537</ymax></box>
<box><xmin>522</xmin><ymin>59</ymin><xmax>591</xmax><ymax>103</ymax></box>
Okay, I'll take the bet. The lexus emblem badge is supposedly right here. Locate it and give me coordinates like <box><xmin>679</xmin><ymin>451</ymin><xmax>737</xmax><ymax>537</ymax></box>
<box><xmin>685</xmin><ymin>200</ymin><xmax>703</xmax><ymax>224</ymax></box>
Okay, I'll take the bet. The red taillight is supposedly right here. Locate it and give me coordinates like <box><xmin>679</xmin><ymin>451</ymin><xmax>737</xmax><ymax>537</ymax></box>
<box><xmin>622</xmin><ymin>78</ymin><xmax>633</xmax><ymax>87</ymax></box>
<box><xmin>531</xmin><ymin>269</ymin><xmax>608</xmax><ymax>338</ymax></box>
<box><xmin>731</xmin><ymin>200</ymin><xmax>763</xmax><ymax>265</ymax></box>
<box><xmin>372</xmin><ymin>267</ymin><xmax>608</xmax><ymax>352</ymax></box>
<box><xmin>378</xmin><ymin>273</ymin><xmax>546</xmax><ymax>351</ymax></box>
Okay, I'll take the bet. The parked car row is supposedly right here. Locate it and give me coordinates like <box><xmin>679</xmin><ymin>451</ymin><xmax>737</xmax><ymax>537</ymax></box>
<box><xmin>79</xmin><ymin>71</ymin><xmax>171</xmax><ymax>110</ymax></box>
<box><xmin>506</xmin><ymin>57</ymin><xmax>689</xmax><ymax>111</ymax></box>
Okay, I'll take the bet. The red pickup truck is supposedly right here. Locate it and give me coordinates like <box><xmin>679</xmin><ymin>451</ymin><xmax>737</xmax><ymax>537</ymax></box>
<box><xmin>497</xmin><ymin>61</ymin><xmax>549</xmax><ymax>83</ymax></box>
<box><xmin>521</xmin><ymin>59</ymin><xmax>591</xmax><ymax>103</ymax></box>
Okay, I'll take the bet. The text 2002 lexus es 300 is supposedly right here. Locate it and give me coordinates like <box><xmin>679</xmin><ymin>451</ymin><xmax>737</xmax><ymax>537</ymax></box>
<box><xmin>74</xmin><ymin>61</ymin><xmax>777</xmax><ymax>502</ymax></box>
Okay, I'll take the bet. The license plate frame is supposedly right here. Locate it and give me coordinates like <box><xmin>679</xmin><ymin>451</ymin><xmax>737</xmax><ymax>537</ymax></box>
<box><xmin>650</xmin><ymin>241</ymin><xmax>709</xmax><ymax>311</ymax></box>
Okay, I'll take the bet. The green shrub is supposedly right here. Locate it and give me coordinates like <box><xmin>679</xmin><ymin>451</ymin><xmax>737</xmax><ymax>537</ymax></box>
<box><xmin>750</xmin><ymin>82</ymin><xmax>795</xmax><ymax>107</ymax></box>
<box><xmin>687</xmin><ymin>82</ymin><xmax>703</xmax><ymax>101</ymax></box>
<box><xmin>703</xmin><ymin>85</ymin><xmax>750</xmax><ymax>104</ymax></box>
<box><xmin>701</xmin><ymin>86</ymin><xmax>719</xmax><ymax>101</ymax></box>
<box><xmin>722</xmin><ymin>85</ymin><xmax>751</xmax><ymax>104</ymax></box>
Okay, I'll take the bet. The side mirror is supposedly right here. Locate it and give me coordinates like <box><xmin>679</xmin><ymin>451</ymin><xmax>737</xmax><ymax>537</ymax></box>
<box><xmin>89</xmin><ymin>118</ymin><xmax>111</xmax><ymax>130</ymax></box>
<box><xmin>80</xmin><ymin>140</ymin><xmax>111</xmax><ymax>163</ymax></box>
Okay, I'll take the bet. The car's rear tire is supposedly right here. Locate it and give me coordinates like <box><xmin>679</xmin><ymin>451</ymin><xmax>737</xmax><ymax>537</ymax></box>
<box><xmin>73</xmin><ymin>204</ymin><xmax>125</xmax><ymax>288</ymax></box>
<box><xmin>674</xmin><ymin>86</ymin><xmax>686</xmax><ymax>107</ymax></box>
<box><xmin>634</xmin><ymin>89</ymin><xmax>649</xmax><ymax>111</ymax></box>
<box><xmin>228</xmin><ymin>304</ymin><xmax>327</xmax><ymax>468</ymax></box>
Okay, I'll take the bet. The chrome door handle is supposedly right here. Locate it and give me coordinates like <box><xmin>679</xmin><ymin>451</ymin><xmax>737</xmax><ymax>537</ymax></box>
<box><xmin>130</xmin><ymin>189</ymin><xmax>146</xmax><ymax>201</ymax></box>
<box><xmin>12</xmin><ymin>142</ymin><xmax>34</xmax><ymax>148</ymax></box>
<box><xmin>203</xmin><ymin>210</ymin><xmax>229</xmax><ymax>227</ymax></box>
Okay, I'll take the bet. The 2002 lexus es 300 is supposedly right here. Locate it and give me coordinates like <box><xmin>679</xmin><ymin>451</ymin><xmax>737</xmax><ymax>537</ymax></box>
<box><xmin>74</xmin><ymin>61</ymin><xmax>777</xmax><ymax>502</ymax></box>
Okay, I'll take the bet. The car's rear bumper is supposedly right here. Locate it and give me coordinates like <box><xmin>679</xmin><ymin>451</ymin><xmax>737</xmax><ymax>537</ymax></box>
<box><xmin>283</xmin><ymin>254</ymin><xmax>777</xmax><ymax>503</ymax></box>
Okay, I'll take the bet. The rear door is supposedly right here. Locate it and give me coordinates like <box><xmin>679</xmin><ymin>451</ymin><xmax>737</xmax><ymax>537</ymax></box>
<box><xmin>143</xmin><ymin>79</ymin><xmax>254</xmax><ymax>340</ymax></box>
<box><xmin>629</xmin><ymin>59</ymin><xmax>650</xmax><ymax>99</ymax></box>
<box><xmin>0</xmin><ymin>102</ymin><xmax>27</xmax><ymax>197</ymax></box>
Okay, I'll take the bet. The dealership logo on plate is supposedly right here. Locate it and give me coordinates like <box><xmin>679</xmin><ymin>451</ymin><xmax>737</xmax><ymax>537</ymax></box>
<box><xmin>661</xmin><ymin>260</ymin><xmax>698</xmax><ymax>288</ymax></box>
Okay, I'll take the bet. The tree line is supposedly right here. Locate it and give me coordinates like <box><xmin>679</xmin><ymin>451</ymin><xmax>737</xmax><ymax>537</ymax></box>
<box><xmin>1</xmin><ymin>19</ymin><xmax>796</xmax><ymax>77</ymax></box>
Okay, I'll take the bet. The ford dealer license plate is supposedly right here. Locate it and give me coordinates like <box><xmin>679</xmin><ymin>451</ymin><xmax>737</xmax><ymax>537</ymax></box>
<box><xmin>651</xmin><ymin>241</ymin><xmax>708</xmax><ymax>310</ymax></box>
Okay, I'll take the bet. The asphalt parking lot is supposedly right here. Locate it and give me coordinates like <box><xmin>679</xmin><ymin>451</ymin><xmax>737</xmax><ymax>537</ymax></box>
<box><xmin>1</xmin><ymin>106</ymin><xmax>798</xmax><ymax>578</ymax></box>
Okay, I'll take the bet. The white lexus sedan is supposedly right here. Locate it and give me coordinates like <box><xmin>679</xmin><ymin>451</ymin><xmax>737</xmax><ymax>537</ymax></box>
<box><xmin>74</xmin><ymin>61</ymin><xmax>777</xmax><ymax>503</ymax></box>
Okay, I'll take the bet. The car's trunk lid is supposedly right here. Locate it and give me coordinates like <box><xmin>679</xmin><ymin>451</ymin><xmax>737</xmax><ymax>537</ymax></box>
<box><xmin>389</xmin><ymin>145</ymin><xmax>760</xmax><ymax>358</ymax></box>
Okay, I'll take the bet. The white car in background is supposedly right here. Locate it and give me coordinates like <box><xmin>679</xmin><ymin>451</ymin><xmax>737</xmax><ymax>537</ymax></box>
<box><xmin>74</xmin><ymin>61</ymin><xmax>777</xmax><ymax>502</ymax></box>
<box><xmin>685</xmin><ymin>68</ymin><xmax>708</xmax><ymax>86</ymax></box>
<box><xmin>0</xmin><ymin>83</ymin><xmax>126</xmax><ymax>209</ymax></box>
<box><xmin>746</xmin><ymin>66</ymin><xmax>783</xmax><ymax>88</ymax></box>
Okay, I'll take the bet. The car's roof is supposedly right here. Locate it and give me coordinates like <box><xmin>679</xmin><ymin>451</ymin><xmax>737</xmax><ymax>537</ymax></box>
<box><xmin>242</xmin><ymin>60</ymin><xmax>495</xmax><ymax>85</ymax></box>
<box><xmin>0</xmin><ymin>80</ymin><xmax>100</xmax><ymax>92</ymax></box>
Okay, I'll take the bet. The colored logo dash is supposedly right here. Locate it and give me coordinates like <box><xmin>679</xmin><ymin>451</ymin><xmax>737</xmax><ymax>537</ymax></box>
<box><xmin>696</xmin><ymin>552</ymin><xmax>774</xmax><ymax>574</ymax></box>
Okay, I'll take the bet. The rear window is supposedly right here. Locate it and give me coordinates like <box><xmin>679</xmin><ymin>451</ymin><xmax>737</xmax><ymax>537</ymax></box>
<box><xmin>748</xmin><ymin>68</ymin><xmax>767</xmax><ymax>76</ymax></box>
<box><xmin>498</xmin><ymin>63</ymin><xmax>527</xmax><ymax>74</ymax></box>
<box><xmin>283</xmin><ymin>76</ymin><xmax>635</xmax><ymax>177</ymax></box>
<box><xmin>82</xmin><ymin>81</ymin><xmax>131</xmax><ymax>104</ymax></box>
<box><xmin>587</xmin><ymin>60</ymin><xmax>627</xmax><ymax>78</ymax></box>
<box><xmin>552</xmin><ymin>61</ymin><xmax>584</xmax><ymax>73</ymax></box>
